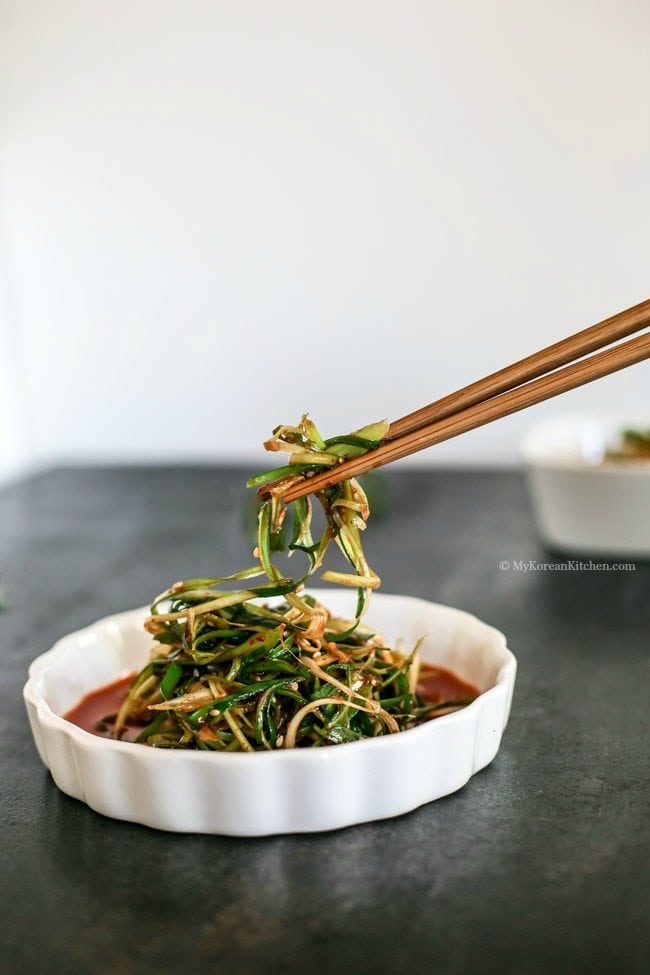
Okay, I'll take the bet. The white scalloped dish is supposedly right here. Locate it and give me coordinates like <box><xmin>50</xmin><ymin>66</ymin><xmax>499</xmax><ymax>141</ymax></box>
<box><xmin>23</xmin><ymin>591</ymin><xmax>516</xmax><ymax>836</ymax></box>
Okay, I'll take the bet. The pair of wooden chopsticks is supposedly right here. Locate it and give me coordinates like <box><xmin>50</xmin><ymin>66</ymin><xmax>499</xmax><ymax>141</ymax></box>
<box><xmin>261</xmin><ymin>298</ymin><xmax>650</xmax><ymax>503</ymax></box>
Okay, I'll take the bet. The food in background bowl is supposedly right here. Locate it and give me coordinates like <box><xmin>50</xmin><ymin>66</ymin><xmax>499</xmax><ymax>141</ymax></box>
<box><xmin>522</xmin><ymin>414</ymin><xmax>650</xmax><ymax>557</ymax></box>
<box><xmin>605</xmin><ymin>428</ymin><xmax>650</xmax><ymax>462</ymax></box>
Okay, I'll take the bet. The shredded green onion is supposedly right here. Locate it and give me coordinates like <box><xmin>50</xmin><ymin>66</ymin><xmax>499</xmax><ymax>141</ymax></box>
<box><xmin>109</xmin><ymin>415</ymin><xmax>476</xmax><ymax>749</ymax></box>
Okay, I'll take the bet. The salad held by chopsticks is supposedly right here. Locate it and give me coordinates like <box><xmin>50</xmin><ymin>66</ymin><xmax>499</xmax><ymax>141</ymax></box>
<box><xmin>111</xmin><ymin>416</ymin><xmax>474</xmax><ymax>749</ymax></box>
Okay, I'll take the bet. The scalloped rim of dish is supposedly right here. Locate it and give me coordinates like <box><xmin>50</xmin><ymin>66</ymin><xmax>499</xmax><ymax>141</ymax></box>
<box><xmin>24</xmin><ymin>593</ymin><xmax>517</xmax><ymax>836</ymax></box>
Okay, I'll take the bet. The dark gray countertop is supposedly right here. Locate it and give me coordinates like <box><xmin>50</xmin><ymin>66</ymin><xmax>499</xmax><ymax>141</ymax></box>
<box><xmin>1</xmin><ymin>467</ymin><xmax>648</xmax><ymax>975</ymax></box>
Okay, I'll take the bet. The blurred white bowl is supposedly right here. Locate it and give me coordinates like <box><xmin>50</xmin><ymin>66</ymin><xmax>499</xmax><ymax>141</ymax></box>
<box><xmin>23</xmin><ymin>592</ymin><xmax>516</xmax><ymax>836</ymax></box>
<box><xmin>522</xmin><ymin>414</ymin><xmax>650</xmax><ymax>557</ymax></box>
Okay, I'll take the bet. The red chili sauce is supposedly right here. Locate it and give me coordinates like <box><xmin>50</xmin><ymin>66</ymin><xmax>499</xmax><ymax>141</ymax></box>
<box><xmin>64</xmin><ymin>663</ymin><xmax>480</xmax><ymax>741</ymax></box>
<box><xmin>64</xmin><ymin>673</ymin><xmax>143</xmax><ymax>741</ymax></box>
<box><xmin>416</xmin><ymin>662</ymin><xmax>479</xmax><ymax>706</ymax></box>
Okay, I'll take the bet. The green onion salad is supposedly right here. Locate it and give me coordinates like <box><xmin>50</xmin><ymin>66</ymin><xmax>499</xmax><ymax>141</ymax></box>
<box><xmin>113</xmin><ymin>416</ymin><xmax>469</xmax><ymax>750</ymax></box>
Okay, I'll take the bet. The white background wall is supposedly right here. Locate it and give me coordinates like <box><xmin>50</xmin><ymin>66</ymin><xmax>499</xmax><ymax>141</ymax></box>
<box><xmin>1</xmin><ymin>0</ymin><xmax>649</xmax><ymax>483</ymax></box>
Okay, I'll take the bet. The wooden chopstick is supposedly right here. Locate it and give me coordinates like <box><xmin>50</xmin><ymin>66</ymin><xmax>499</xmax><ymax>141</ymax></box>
<box><xmin>259</xmin><ymin>299</ymin><xmax>650</xmax><ymax>503</ymax></box>
<box><xmin>387</xmin><ymin>297</ymin><xmax>650</xmax><ymax>440</ymax></box>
